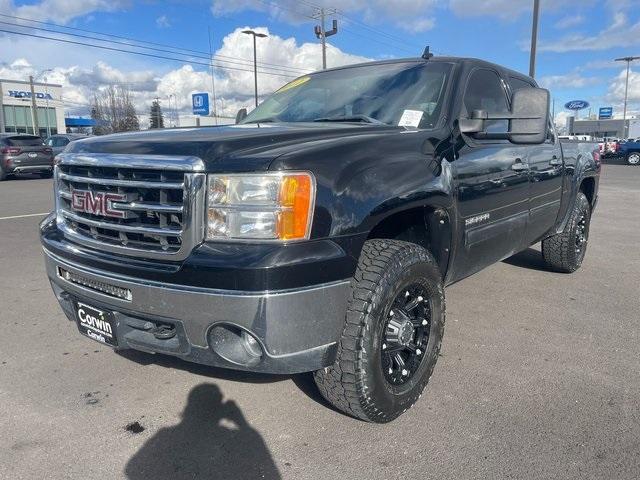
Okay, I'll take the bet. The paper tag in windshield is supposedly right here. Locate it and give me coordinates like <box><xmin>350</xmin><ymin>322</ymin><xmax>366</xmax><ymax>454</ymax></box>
<box><xmin>398</xmin><ymin>110</ymin><xmax>423</xmax><ymax>128</ymax></box>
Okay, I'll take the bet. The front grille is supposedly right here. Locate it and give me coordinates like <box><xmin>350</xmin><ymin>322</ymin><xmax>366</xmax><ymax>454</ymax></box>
<box><xmin>55</xmin><ymin>154</ymin><xmax>205</xmax><ymax>260</ymax></box>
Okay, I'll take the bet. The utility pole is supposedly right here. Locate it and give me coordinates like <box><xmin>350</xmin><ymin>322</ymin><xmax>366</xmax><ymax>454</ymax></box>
<box><xmin>208</xmin><ymin>27</ymin><xmax>218</xmax><ymax>125</ymax></box>
<box><xmin>43</xmin><ymin>76</ymin><xmax>51</xmax><ymax>137</ymax></box>
<box><xmin>29</xmin><ymin>75</ymin><xmax>39</xmax><ymax>136</ymax></box>
<box><xmin>313</xmin><ymin>8</ymin><xmax>338</xmax><ymax>70</ymax></box>
<box><xmin>154</xmin><ymin>96</ymin><xmax>162</xmax><ymax>128</ymax></box>
<box><xmin>242</xmin><ymin>30</ymin><xmax>268</xmax><ymax>108</ymax></box>
<box><xmin>529</xmin><ymin>0</ymin><xmax>540</xmax><ymax>78</ymax></box>
<box><xmin>614</xmin><ymin>56</ymin><xmax>640</xmax><ymax>138</ymax></box>
<box><xmin>0</xmin><ymin>82</ymin><xmax>4</xmax><ymax>133</ymax></box>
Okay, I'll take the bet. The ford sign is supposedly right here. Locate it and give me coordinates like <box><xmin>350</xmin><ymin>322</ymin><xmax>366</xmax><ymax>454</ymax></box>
<box><xmin>564</xmin><ymin>100</ymin><xmax>589</xmax><ymax>110</ymax></box>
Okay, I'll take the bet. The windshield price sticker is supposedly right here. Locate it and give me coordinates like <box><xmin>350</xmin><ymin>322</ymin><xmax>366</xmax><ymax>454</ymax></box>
<box><xmin>398</xmin><ymin>110</ymin><xmax>423</xmax><ymax>128</ymax></box>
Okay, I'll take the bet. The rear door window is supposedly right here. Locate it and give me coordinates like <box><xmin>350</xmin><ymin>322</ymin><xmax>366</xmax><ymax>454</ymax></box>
<box><xmin>463</xmin><ymin>69</ymin><xmax>510</xmax><ymax>134</ymax></box>
<box><xmin>508</xmin><ymin>76</ymin><xmax>535</xmax><ymax>94</ymax></box>
<box><xmin>6</xmin><ymin>136</ymin><xmax>44</xmax><ymax>147</ymax></box>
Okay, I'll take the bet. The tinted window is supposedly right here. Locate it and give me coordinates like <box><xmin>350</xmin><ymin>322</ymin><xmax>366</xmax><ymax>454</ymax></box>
<box><xmin>463</xmin><ymin>69</ymin><xmax>509</xmax><ymax>133</ymax></box>
<box><xmin>6</xmin><ymin>136</ymin><xmax>43</xmax><ymax>147</ymax></box>
<box><xmin>243</xmin><ymin>62</ymin><xmax>452</xmax><ymax>128</ymax></box>
<box><xmin>508</xmin><ymin>76</ymin><xmax>535</xmax><ymax>94</ymax></box>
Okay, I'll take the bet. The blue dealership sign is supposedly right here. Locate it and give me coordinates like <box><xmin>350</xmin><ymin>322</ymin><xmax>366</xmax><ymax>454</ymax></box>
<box><xmin>598</xmin><ymin>107</ymin><xmax>613</xmax><ymax>119</ymax></box>
<box><xmin>192</xmin><ymin>93</ymin><xmax>209</xmax><ymax>116</ymax></box>
<box><xmin>564</xmin><ymin>100</ymin><xmax>589</xmax><ymax>111</ymax></box>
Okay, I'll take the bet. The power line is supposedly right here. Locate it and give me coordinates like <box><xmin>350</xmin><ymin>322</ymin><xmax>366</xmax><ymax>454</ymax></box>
<box><xmin>0</xmin><ymin>12</ymin><xmax>311</xmax><ymax>75</ymax></box>
<box><xmin>0</xmin><ymin>27</ymin><xmax>300</xmax><ymax>79</ymax></box>
<box><xmin>339</xmin><ymin>25</ymin><xmax>416</xmax><ymax>56</ymax></box>
<box><xmin>335</xmin><ymin>11</ymin><xmax>423</xmax><ymax>51</ymax></box>
<box><xmin>0</xmin><ymin>18</ymin><xmax>309</xmax><ymax>76</ymax></box>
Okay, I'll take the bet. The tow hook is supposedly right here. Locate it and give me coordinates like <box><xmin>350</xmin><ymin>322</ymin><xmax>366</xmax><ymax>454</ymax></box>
<box><xmin>150</xmin><ymin>324</ymin><xmax>177</xmax><ymax>340</ymax></box>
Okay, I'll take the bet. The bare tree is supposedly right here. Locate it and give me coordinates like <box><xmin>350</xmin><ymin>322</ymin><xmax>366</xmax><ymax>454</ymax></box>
<box><xmin>90</xmin><ymin>85</ymin><xmax>140</xmax><ymax>135</ymax></box>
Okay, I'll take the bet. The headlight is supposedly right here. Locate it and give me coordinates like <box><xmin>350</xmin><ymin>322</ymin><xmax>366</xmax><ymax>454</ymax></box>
<box><xmin>206</xmin><ymin>172</ymin><xmax>316</xmax><ymax>241</ymax></box>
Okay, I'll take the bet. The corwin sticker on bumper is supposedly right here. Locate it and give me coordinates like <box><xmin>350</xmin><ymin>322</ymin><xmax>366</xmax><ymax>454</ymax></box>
<box><xmin>75</xmin><ymin>302</ymin><xmax>118</xmax><ymax>347</ymax></box>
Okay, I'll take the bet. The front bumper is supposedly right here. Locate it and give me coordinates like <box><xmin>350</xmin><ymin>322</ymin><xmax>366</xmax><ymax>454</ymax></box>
<box><xmin>44</xmin><ymin>248</ymin><xmax>350</xmax><ymax>374</ymax></box>
<box><xmin>3</xmin><ymin>156</ymin><xmax>53</xmax><ymax>174</ymax></box>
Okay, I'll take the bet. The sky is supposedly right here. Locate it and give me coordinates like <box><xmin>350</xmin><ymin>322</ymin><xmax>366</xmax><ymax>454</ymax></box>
<box><xmin>0</xmin><ymin>0</ymin><xmax>639</xmax><ymax>128</ymax></box>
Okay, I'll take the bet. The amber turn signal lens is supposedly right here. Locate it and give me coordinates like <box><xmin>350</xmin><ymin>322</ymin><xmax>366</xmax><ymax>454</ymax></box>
<box><xmin>277</xmin><ymin>173</ymin><xmax>314</xmax><ymax>240</ymax></box>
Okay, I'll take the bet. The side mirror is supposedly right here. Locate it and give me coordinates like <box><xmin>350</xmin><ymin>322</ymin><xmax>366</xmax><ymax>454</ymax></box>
<box><xmin>235</xmin><ymin>108</ymin><xmax>248</xmax><ymax>124</ymax></box>
<box><xmin>509</xmin><ymin>88</ymin><xmax>549</xmax><ymax>144</ymax></box>
<box><xmin>457</xmin><ymin>88</ymin><xmax>550</xmax><ymax>144</ymax></box>
<box><xmin>459</xmin><ymin>114</ymin><xmax>484</xmax><ymax>135</ymax></box>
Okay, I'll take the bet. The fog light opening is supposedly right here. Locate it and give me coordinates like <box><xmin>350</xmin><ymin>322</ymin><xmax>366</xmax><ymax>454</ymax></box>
<box><xmin>208</xmin><ymin>324</ymin><xmax>263</xmax><ymax>367</ymax></box>
<box><xmin>241</xmin><ymin>330</ymin><xmax>262</xmax><ymax>358</ymax></box>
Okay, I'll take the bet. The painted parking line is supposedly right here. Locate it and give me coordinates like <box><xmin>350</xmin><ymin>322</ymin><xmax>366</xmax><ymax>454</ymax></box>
<box><xmin>0</xmin><ymin>212</ymin><xmax>49</xmax><ymax>221</ymax></box>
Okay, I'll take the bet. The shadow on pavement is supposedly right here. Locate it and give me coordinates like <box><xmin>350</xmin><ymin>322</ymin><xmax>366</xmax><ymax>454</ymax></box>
<box><xmin>502</xmin><ymin>247</ymin><xmax>549</xmax><ymax>272</ymax></box>
<box><xmin>125</xmin><ymin>383</ymin><xmax>281</xmax><ymax>480</ymax></box>
<box><xmin>116</xmin><ymin>349</ymin><xmax>290</xmax><ymax>384</ymax></box>
<box><xmin>117</xmin><ymin>350</ymin><xmax>351</xmax><ymax>419</ymax></box>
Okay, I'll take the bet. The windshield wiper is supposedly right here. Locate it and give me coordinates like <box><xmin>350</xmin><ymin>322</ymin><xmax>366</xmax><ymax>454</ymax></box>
<box><xmin>313</xmin><ymin>114</ymin><xmax>387</xmax><ymax>125</ymax></box>
<box><xmin>242</xmin><ymin>117</ymin><xmax>279</xmax><ymax>124</ymax></box>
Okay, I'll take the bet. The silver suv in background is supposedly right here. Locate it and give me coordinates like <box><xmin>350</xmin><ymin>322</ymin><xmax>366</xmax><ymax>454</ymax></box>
<box><xmin>0</xmin><ymin>134</ymin><xmax>54</xmax><ymax>181</ymax></box>
<box><xmin>45</xmin><ymin>134</ymin><xmax>89</xmax><ymax>156</ymax></box>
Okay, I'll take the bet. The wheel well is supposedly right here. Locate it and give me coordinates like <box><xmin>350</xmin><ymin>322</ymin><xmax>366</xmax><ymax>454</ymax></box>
<box><xmin>580</xmin><ymin>177</ymin><xmax>595</xmax><ymax>206</ymax></box>
<box><xmin>367</xmin><ymin>207</ymin><xmax>451</xmax><ymax>278</ymax></box>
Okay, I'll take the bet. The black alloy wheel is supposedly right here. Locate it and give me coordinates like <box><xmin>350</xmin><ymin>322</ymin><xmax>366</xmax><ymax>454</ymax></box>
<box><xmin>381</xmin><ymin>284</ymin><xmax>431</xmax><ymax>385</ymax></box>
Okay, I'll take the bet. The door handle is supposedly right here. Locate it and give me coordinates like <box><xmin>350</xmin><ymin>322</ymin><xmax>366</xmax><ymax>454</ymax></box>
<box><xmin>549</xmin><ymin>155</ymin><xmax>562</xmax><ymax>166</ymax></box>
<box><xmin>511</xmin><ymin>159</ymin><xmax>529</xmax><ymax>171</ymax></box>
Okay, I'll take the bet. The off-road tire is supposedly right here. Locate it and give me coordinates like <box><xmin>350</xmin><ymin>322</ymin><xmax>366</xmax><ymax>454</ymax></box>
<box><xmin>542</xmin><ymin>191</ymin><xmax>591</xmax><ymax>273</ymax></box>
<box><xmin>313</xmin><ymin>239</ymin><xmax>445</xmax><ymax>423</ymax></box>
<box><xmin>0</xmin><ymin>165</ymin><xmax>6</xmax><ymax>181</ymax></box>
<box><xmin>627</xmin><ymin>152</ymin><xmax>640</xmax><ymax>166</ymax></box>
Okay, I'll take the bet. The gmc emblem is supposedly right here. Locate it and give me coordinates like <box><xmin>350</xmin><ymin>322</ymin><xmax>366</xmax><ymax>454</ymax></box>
<box><xmin>71</xmin><ymin>189</ymin><xmax>127</xmax><ymax>219</ymax></box>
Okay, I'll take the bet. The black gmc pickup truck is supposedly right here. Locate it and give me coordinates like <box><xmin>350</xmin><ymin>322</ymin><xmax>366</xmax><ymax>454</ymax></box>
<box><xmin>40</xmin><ymin>56</ymin><xmax>600</xmax><ymax>423</ymax></box>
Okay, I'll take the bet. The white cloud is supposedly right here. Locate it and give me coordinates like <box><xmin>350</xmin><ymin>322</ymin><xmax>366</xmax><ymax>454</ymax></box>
<box><xmin>606</xmin><ymin>68</ymin><xmax>640</xmax><ymax>106</ymax></box>
<box><xmin>553</xmin><ymin>110</ymin><xmax>572</xmax><ymax>131</ymax></box>
<box><xmin>538</xmin><ymin>12</ymin><xmax>640</xmax><ymax>52</ymax></box>
<box><xmin>211</xmin><ymin>0</ymin><xmax>438</xmax><ymax>33</ymax></box>
<box><xmin>156</xmin><ymin>15</ymin><xmax>170</xmax><ymax>28</ymax></box>
<box><xmin>538</xmin><ymin>72</ymin><xmax>601</xmax><ymax>90</ymax></box>
<box><xmin>1</xmin><ymin>0</ymin><xmax>128</xmax><ymax>24</ymax></box>
<box><xmin>554</xmin><ymin>14</ymin><xmax>584</xmax><ymax>29</ymax></box>
<box><xmin>1</xmin><ymin>26</ymin><xmax>371</xmax><ymax>125</ymax></box>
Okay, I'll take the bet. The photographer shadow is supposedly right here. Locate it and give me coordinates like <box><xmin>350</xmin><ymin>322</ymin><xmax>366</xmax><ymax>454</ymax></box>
<box><xmin>125</xmin><ymin>383</ymin><xmax>281</xmax><ymax>480</ymax></box>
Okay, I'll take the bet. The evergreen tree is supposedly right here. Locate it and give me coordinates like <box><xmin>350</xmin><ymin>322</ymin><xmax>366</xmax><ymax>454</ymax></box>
<box><xmin>149</xmin><ymin>100</ymin><xmax>165</xmax><ymax>129</ymax></box>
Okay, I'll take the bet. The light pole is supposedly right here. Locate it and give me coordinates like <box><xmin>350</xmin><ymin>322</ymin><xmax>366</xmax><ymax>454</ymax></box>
<box><xmin>242</xmin><ymin>30</ymin><xmax>268</xmax><ymax>108</ymax></box>
<box><xmin>614</xmin><ymin>56</ymin><xmax>640</xmax><ymax>138</ymax></box>
<box><xmin>529</xmin><ymin>0</ymin><xmax>540</xmax><ymax>78</ymax></box>
<box><xmin>32</xmin><ymin>69</ymin><xmax>52</xmax><ymax>137</ymax></box>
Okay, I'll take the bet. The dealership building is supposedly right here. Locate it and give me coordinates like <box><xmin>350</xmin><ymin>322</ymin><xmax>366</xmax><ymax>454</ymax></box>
<box><xmin>566</xmin><ymin>117</ymin><xmax>640</xmax><ymax>139</ymax></box>
<box><xmin>0</xmin><ymin>78</ymin><xmax>66</xmax><ymax>137</ymax></box>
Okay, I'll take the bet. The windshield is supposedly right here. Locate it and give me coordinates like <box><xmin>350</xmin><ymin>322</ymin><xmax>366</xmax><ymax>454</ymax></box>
<box><xmin>242</xmin><ymin>62</ymin><xmax>452</xmax><ymax>129</ymax></box>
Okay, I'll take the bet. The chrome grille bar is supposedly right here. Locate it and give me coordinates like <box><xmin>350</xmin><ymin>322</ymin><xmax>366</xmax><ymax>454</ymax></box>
<box><xmin>58</xmin><ymin>190</ymin><xmax>184</xmax><ymax>214</ymax></box>
<box><xmin>60</xmin><ymin>209</ymin><xmax>183</xmax><ymax>236</ymax></box>
<box><xmin>55</xmin><ymin>153</ymin><xmax>206</xmax><ymax>260</ymax></box>
<box><xmin>58</xmin><ymin>171</ymin><xmax>184</xmax><ymax>190</ymax></box>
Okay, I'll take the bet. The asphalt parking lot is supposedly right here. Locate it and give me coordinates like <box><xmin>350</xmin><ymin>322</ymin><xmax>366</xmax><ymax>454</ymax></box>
<box><xmin>1</xmin><ymin>164</ymin><xmax>639</xmax><ymax>480</ymax></box>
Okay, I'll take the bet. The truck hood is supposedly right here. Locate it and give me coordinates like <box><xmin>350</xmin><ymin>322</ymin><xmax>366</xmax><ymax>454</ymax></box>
<box><xmin>66</xmin><ymin>123</ymin><xmax>401</xmax><ymax>172</ymax></box>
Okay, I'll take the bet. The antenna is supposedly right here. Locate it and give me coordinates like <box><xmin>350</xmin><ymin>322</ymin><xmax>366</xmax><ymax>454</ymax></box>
<box><xmin>422</xmin><ymin>46</ymin><xmax>434</xmax><ymax>60</ymax></box>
